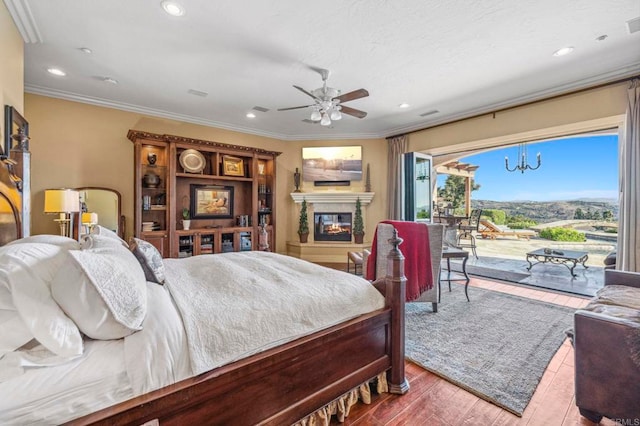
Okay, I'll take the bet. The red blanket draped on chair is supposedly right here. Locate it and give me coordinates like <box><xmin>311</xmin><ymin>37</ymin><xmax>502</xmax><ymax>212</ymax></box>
<box><xmin>365</xmin><ymin>220</ymin><xmax>433</xmax><ymax>301</ymax></box>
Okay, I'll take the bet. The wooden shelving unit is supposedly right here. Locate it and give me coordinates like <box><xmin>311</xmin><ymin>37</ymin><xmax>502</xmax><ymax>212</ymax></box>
<box><xmin>128</xmin><ymin>130</ymin><xmax>280</xmax><ymax>258</ymax></box>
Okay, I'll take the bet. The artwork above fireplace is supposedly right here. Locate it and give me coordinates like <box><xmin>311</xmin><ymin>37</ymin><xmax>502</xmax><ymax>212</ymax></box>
<box><xmin>314</xmin><ymin>213</ymin><xmax>352</xmax><ymax>242</ymax></box>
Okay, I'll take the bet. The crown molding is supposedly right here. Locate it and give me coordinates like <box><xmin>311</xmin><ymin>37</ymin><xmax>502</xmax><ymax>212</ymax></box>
<box><xmin>383</xmin><ymin>63</ymin><xmax>640</xmax><ymax>137</ymax></box>
<box><xmin>4</xmin><ymin>0</ymin><xmax>42</xmax><ymax>43</ymax></box>
<box><xmin>25</xmin><ymin>62</ymin><xmax>640</xmax><ymax>142</ymax></box>
<box><xmin>24</xmin><ymin>85</ymin><xmax>384</xmax><ymax>141</ymax></box>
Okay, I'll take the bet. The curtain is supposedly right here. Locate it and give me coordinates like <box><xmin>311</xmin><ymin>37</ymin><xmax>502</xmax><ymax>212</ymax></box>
<box><xmin>386</xmin><ymin>135</ymin><xmax>408</xmax><ymax>220</ymax></box>
<box><xmin>618</xmin><ymin>79</ymin><xmax>640</xmax><ymax>271</ymax></box>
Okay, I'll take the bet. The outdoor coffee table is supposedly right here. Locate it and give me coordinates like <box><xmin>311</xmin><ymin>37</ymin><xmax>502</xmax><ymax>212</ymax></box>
<box><xmin>526</xmin><ymin>248</ymin><xmax>589</xmax><ymax>277</ymax></box>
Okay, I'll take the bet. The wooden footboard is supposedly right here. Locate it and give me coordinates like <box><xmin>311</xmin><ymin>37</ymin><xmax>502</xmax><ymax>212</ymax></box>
<box><xmin>68</xmin><ymin>229</ymin><xmax>407</xmax><ymax>426</ymax></box>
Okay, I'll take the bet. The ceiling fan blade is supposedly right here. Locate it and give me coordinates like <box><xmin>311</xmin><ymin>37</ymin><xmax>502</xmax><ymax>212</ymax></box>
<box><xmin>277</xmin><ymin>105</ymin><xmax>313</xmax><ymax>111</ymax></box>
<box><xmin>335</xmin><ymin>88</ymin><xmax>369</xmax><ymax>103</ymax></box>
<box><xmin>293</xmin><ymin>85</ymin><xmax>319</xmax><ymax>100</ymax></box>
<box><xmin>340</xmin><ymin>105</ymin><xmax>367</xmax><ymax>119</ymax></box>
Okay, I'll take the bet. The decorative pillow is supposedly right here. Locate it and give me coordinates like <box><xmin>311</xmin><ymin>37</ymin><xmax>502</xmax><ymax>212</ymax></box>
<box><xmin>7</xmin><ymin>234</ymin><xmax>80</xmax><ymax>251</ymax></box>
<box><xmin>129</xmin><ymin>237</ymin><xmax>166</xmax><ymax>285</ymax></box>
<box><xmin>0</xmin><ymin>243</ymin><xmax>83</xmax><ymax>357</ymax></box>
<box><xmin>51</xmin><ymin>239</ymin><xmax>147</xmax><ymax>340</ymax></box>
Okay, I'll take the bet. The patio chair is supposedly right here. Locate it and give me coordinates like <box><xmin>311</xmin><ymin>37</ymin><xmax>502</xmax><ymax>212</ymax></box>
<box><xmin>432</xmin><ymin>202</ymin><xmax>446</xmax><ymax>223</ymax></box>
<box><xmin>363</xmin><ymin>222</ymin><xmax>444</xmax><ymax>312</ymax></box>
<box><xmin>478</xmin><ymin>219</ymin><xmax>537</xmax><ymax>240</ymax></box>
<box><xmin>456</xmin><ymin>209</ymin><xmax>482</xmax><ymax>258</ymax></box>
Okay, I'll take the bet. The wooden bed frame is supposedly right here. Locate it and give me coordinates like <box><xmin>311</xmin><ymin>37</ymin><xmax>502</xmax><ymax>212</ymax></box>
<box><xmin>0</xmin><ymin>159</ymin><xmax>409</xmax><ymax>426</ymax></box>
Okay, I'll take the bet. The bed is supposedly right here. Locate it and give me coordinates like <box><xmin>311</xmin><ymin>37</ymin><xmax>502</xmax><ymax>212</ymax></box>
<box><xmin>0</xmin><ymin>160</ymin><xmax>409</xmax><ymax>425</ymax></box>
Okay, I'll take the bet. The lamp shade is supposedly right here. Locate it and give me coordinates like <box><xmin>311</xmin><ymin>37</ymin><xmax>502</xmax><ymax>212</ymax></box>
<box><xmin>82</xmin><ymin>212</ymin><xmax>98</xmax><ymax>225</ymax></box>
<box><xmin>44</xmin><ymin>189</ymin><xmax>80</xmax><ymax>213</ymax></box>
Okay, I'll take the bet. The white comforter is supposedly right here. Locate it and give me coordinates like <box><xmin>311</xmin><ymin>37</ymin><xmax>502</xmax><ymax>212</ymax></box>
<box><xmin>1</xmin><ymin>252</ymin><xmax>384</xmax><ymax>424</ymax></box>
<box><xmin>164</xmin><ymin>251</ymin><xmax>386</xmax><ymax>375</ymax></box>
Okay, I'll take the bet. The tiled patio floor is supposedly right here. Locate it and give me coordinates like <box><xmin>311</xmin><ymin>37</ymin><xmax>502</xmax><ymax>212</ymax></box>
<box><xmin>445</xmin><ymin>255</ymin><xmax>604</xmax><ymax>298</ymax></box>
<box><xmin>444</xmin><ymin>235</ymin><xmax>614</xmax><ymax>297</ymax></box>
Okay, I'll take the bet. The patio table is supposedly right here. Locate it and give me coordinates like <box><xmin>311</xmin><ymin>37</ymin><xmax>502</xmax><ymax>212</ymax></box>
<box><xmin>526</xmin><ymin>248</ymin><xmax>589</xmax><ymax>277</ymax></box>
<box><xmin>437</xmin><ymin>215</ymin><xmax>468</xmax><ymax>247</ymax></box>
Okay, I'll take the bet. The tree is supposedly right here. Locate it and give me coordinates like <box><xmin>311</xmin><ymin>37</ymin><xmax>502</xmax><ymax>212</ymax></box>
<box><xmin>437</xmin><ymin>175</ymin><xmax>480</xmax><ymax>209</ymax></box>
<box><xmin>353</xmin><ymin>198</ymin><xmax>364</xmax><ymax>235</ymax></box>
<box><xmin>602</xmin><ymin>210</ymin><xmax>614</xmax><ymax>221</ymax></box>
<box><xmin>574</xmin><ymin>208</ymin><xmax>584</xmax><ymax>219</ymax></box>
<box><xmin>298</xmin><ymin>199</ymin><xmax>309</xmax><ymax>240</ymax></box>
<box><xmin>353</xmin><ymin>197</ymin><xmax>364</xmax><ymax>243</ymax></box>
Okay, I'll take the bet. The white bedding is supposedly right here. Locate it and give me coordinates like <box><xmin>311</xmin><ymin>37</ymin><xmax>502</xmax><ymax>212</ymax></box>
<box><xmin>0</xmin><ymin>283</ymin><xmax>190</xmax><ymax>425</ymax></box>
<box><xmin>0</xmin><ymin>251</ymin><xmax>384</xmax><ymax>424</ymax></box>
<box><xmin>163</xmin><ymin>251</ymin><xmax>386</xmax><ymax>375</ymax></box>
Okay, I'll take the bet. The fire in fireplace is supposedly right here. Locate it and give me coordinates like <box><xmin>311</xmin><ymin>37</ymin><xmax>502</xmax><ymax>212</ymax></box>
<box><xmin>314</xmin><ymin>213</ymin><xmax>352</xmax><ymax>242</ymax></box>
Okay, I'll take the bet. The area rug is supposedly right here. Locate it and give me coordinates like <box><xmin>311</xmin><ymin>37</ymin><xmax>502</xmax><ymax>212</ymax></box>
<box><xmin>405</xmin><ymin>286</ymin><xmax>574</xmax><ymax>416</ymax></box>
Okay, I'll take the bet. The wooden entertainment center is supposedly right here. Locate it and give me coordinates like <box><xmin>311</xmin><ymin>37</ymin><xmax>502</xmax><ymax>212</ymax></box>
<box><xmin>128</xmin><ymin>130</ymin><xmax>280</xmax><ymax>257</ymax></box>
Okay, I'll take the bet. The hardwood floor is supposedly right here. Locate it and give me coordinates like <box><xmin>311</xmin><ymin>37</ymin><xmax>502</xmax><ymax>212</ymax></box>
<box><xmin>323</xmin><ymin>266</ymin><xmax>616</xmax><ymax>426</ymax></box>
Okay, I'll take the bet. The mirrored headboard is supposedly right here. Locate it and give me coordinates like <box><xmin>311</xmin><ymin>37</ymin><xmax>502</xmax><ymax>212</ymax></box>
<box><xmin>76</xmin><ymin>187</ymin><xmax>124</xmax><ymax>239</ymax></box>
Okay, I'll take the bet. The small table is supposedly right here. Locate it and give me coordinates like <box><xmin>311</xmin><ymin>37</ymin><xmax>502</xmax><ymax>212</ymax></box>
<box><xmin>526</xmin><ymin>248</ymin><xmax>589</xmax><ymax>277</ymax></box>
<box><xmin>440</xmin><ymin>246</ymin><xmax>470</xmax><ymax>302</ymax></box>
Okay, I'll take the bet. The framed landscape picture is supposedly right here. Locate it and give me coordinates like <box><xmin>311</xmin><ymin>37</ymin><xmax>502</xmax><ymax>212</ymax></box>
<box><xmin>222</xmin><ymin>155</ymin><xmax>245</xmax><ymax>177</ymax></box>
<box><xmin>190</xmin><ymin>185</ymin><xmax>234</xmax><ymax>218</ymax></box>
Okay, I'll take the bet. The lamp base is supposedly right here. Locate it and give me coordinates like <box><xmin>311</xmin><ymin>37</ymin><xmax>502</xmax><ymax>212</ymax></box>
<box><xmin>53</xmin><ymin>218</ymin><xmax>70</xmax><ymax>237</ymax></box>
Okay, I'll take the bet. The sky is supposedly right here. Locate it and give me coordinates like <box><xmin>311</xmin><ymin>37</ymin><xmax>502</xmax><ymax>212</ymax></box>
<box><xmin>436</xmin><ymin>134</ymin><xmax>619</xmax><ymax>202</ymax></box>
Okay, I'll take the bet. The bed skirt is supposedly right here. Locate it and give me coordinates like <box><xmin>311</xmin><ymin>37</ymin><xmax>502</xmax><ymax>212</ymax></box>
<box><xmin>293</xmin><ymin>372</ymin><xmax>389</xmax><ymax>426</ymax></box>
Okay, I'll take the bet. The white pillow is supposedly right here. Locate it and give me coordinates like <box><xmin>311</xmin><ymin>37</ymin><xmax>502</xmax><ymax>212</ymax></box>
<box><xmin>90</xmin><ymin>225</ymin><xmax>127</xmax><ymax>247</ymax></box>
<box><xmin>51</xmin><ymin>237</ymin><xmax>147</xmax><ymax>340</ymax></box>
<box><xmin>0</xmin><ymin>279</ymin><xmax>32</xmax><ymax>355</ymax></box>
<box><xmin>7</xmin><ymin>234</ymin><xmax>80</xmax><ymax>251</ymax></box>
<box><xmin>80</xmin><ymin>232</ymin><xmax>128</xmax><ymax>250</ymax></box>
<box><xmin>0</xmin><ymin>243</ymin><xmax>83</xmax><ymax>357</ymax></box>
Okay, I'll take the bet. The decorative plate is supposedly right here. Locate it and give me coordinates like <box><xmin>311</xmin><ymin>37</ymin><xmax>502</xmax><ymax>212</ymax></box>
<box><xmin>179</xmin><ymin>149</ymin><xmax>206</xmax><ymax>173</ymax></box>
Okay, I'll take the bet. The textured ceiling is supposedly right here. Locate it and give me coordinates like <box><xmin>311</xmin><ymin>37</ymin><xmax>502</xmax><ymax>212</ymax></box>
<box><xmin>7</xmin><ymin>0</ymin><xmax>640</xmax><ymax>140</ymax></box>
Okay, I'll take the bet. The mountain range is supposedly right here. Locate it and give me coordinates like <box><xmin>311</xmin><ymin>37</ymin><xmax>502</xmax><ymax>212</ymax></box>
<box><xmin>470</xmin><ymin>199</ymin><xmax>619</xmax><ymax>223</ymax></box>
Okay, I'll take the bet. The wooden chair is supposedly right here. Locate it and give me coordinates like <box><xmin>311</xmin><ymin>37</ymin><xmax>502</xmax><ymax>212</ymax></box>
<box><xmin>363</xmin><ymin>222</ymin><xmax>444</xmax><ymax>312</ymax></box>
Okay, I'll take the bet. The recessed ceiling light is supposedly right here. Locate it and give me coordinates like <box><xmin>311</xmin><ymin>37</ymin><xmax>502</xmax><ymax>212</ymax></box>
<box><xmin>79</xmin><ymin>47</ymin><xmax>92</xmax><ymax>54</ymax></box>
<box><xmin>398</xmin><ymin>103</ymin><xmax>410</xmax><ymax>108</ymax></box>
<box><xmin>246</xmin><ymin>112</ymin><xmax>256</xmax><ymax>119</ymax></box>
<box><xmin>161</xmin><ymin>1</ymin><xmax>184</xmax><ymax>16</ymax></box>
<box><xmin>47</xmin><ymin>67</ymin><xmax>66</xmax><ymax>76</ymax></box>
<box><xmin>103</xmin><ymin>77</ymin><xmax>119</xmax><ymax>84</ymax></box>
<box><xmin>552</xmin><ymin>46</ymin><xmax>574</xmax><ymax>57</ymax></box>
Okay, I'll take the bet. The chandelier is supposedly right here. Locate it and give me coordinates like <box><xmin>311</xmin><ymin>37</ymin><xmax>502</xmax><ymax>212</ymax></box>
<box><xmin>309</xmin><ymin>86</ymin><xmax>342</xmax><ymax>126</ymax></box>
<box><xmin>505</xmin><ymin>143</ymin><xmax>541</xmax><ymax>173</ymax></box>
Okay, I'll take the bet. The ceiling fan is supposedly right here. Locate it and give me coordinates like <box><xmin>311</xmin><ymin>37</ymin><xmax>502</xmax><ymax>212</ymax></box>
<box><xmin>277</xmin><ymin>69</ymin><xmax>369</xmax><ymax>126</ymax></box>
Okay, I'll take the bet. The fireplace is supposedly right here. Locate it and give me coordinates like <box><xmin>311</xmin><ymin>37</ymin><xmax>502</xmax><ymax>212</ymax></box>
<box><xmin>314</xmin><ymin>213</ymin><xmax>352</xmax><ymax>242</ymax></box>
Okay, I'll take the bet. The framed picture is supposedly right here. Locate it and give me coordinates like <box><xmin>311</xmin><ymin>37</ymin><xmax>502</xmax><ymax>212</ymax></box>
<box><xmin>222</xmin><ymin>155</ymin><xmax>245</xmax><ymax>177</ymax></box>
<box><xmin>301</xmin><ymin>146</ymin><xmax>362</xmax><ymax>182</ymax></box>
<box><xmin>190</xmin><ymin>185</ymin><xmax>234</xmax><ymax>219</ymax></box>
<box><xmin>3</xmin><ymin>105</ymin><xmax>29</xmax><ymax>157</ymax></box>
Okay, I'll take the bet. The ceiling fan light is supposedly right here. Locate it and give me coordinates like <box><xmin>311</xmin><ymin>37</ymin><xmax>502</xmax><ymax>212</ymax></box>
<box><xmin>310</xmin><ymin>109</ymin><xmax>322</xmax><ymax>121</ymax></box>
<box><xmin>330</xmin><ymin>109</ymin><xmax>342</xmax><ymax>121</ymax></box>
<box><xmin>320</xmin><ymin>114</ymin><xmax>331</xmax><ymax>126</ymax></box>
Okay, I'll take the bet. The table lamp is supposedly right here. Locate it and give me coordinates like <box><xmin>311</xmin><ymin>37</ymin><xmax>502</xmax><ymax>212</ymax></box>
<box><xmin>81</xmin><ymin>212</ymin><xmax>99</xmax><ymax>234</ymax></box>
<box><xmin>44</xmin><ymin>189</ymin><xmax>80</xmax><ymax>237</ymax></box>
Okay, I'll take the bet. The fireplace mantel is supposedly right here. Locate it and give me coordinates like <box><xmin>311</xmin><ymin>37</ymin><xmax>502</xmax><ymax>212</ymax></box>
<box><xmin>290</xmin><ymin>192</ymin><xmax>374</xmax><ymax>205</ymax></box>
